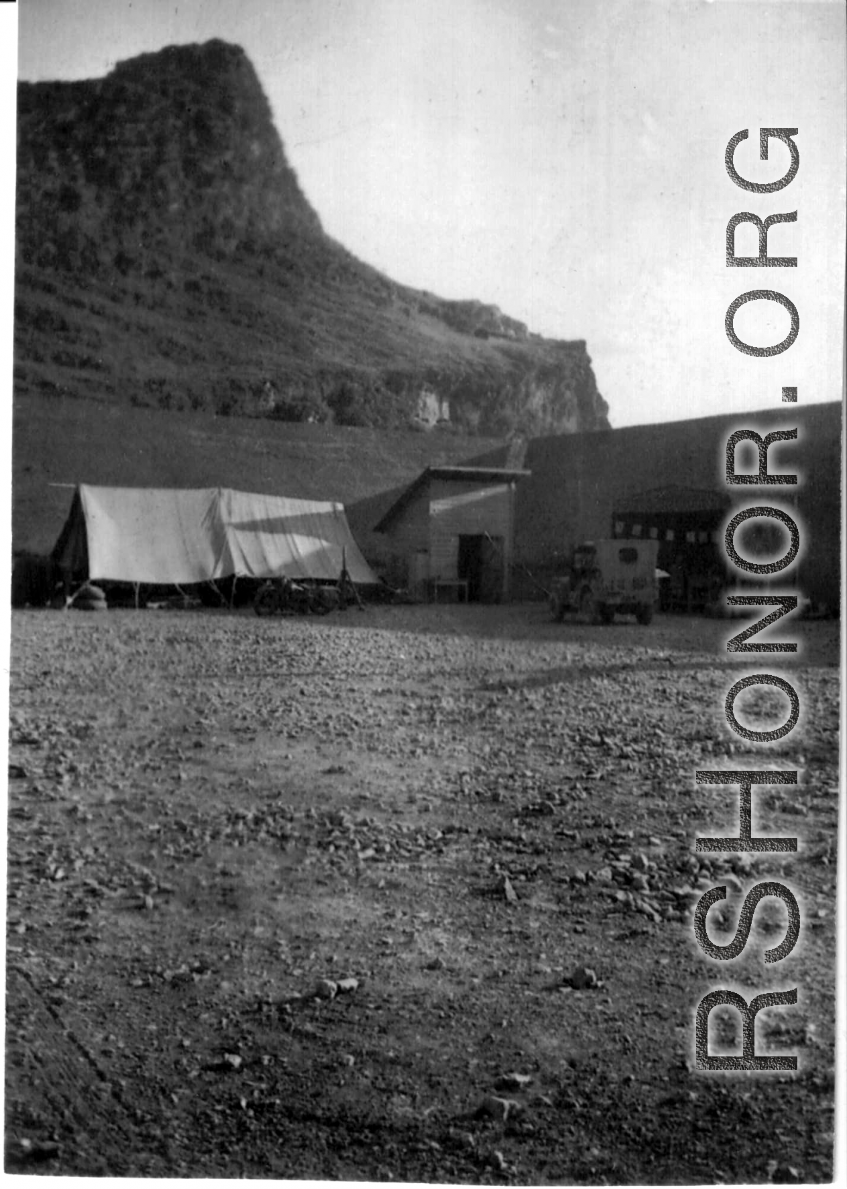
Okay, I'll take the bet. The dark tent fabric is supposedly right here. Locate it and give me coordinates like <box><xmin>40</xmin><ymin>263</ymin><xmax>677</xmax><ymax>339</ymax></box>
<box><xmin>51</xmin><ymin>485</ymin><xmax>379</xmax><ymax>585</ymax></box>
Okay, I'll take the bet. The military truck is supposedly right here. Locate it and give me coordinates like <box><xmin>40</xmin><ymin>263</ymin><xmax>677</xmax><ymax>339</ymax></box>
<box><xmin>549</xmin><ymin>539</ymin><xmax>659</xmax><ymax>625</ymax></box>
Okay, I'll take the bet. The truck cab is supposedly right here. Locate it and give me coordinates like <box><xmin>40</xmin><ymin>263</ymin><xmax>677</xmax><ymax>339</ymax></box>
<box><xmin>549</xmin><ymin>539</ymin><xmax>659</xmax><ymax>625</ymax></box>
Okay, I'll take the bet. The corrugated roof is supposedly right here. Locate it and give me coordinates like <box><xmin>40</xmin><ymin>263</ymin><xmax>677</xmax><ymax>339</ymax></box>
<box><xmin>374</xmin><ymin>466</ymin><xmax>530</xmax><ymax>533</ymax></box>
<box><xmin>425</xmin><ymin>466</ymin><xmax>531</xmax><ymax>482</ymax></box>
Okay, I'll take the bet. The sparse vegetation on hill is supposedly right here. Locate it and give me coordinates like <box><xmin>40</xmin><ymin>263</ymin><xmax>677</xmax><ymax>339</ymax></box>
<box><xmin>14</xmin><ymin>40</ymin><xmax>610</xmax><ymax>438</ymax></box>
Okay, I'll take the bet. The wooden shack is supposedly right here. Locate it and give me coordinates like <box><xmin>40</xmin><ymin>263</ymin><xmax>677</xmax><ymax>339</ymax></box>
<box><xmin>374</xmin><ymin>466</ymin><xmax>530</xmax><ymax>602</ymax></box>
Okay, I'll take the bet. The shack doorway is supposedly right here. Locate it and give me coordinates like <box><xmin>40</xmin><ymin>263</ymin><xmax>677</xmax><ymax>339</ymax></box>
<box><xmin>458</xmin><ymin>534</ymin><xmax>503</xmax><ymax>603</ymax></box>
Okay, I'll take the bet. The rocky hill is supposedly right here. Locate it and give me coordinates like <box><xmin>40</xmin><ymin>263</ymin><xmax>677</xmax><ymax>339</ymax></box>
<box><xmin>14</xmin><ymin>39</ymin><xmax>610</xmax><ymax>438</ymax></box>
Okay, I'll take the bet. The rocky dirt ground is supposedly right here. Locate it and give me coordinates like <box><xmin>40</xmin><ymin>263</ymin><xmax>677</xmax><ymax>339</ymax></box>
<box><xmin>4</xmin><ymin>602</ymin><xmax>840</xmax><ymax>1182</ymax></box>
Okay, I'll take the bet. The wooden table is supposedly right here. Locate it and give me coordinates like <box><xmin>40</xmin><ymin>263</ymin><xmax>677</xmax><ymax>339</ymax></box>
<box><xmin>429</xmin><ymin>579</ymin><xmax>469</xmax><ymax>604</ymax></box>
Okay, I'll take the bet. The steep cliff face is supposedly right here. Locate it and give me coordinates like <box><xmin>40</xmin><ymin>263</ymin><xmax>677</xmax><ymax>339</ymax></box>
<box><xmin>14</xmin><ymin>40</ymin><xmax>610</xmax><ymax>437</ymax></box>
<box><xmin>16</xmin><ymin>40</ymin><xmax>322</xmax><ymax>274</ymax></box>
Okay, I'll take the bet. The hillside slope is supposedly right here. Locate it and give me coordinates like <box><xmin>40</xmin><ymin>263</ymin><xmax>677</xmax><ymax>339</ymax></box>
<box><xmin>12</xmin><ymin>393</ymin><xmax>504</xmax><ymax>561</ymax></box>
<box><xmin>14</xmin><ymin>40</ymin><xmax>609</xmax><ymax>438</ymax></box>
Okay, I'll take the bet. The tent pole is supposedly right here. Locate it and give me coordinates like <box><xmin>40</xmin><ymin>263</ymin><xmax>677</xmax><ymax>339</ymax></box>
<box><xmin>339</xmin><ymin>547</ymin><xmax>365</xmax><ymax>612</ymax></box>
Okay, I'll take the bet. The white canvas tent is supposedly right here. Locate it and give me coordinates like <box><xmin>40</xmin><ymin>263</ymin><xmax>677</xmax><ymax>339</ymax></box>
<box><xmin>52</xmin><ymin>485</ymin><xmax>379</xmax><ymax>585</ymax></box>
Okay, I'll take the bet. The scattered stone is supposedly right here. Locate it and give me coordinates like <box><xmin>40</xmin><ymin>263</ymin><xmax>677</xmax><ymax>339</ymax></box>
<box><xmin>7</xmin><ymin>605</ymin><xmax>838</xmax><ymax>1178</ymax></box>
<box><xmin>312</xmin><ymin>978</ymin><xmax>338</xmax><ymax>1000</ymax></box>
<box><xmin>8</xmin><ymin>1138</ymin><xmax>61</xmax><ymax>1163</ymax></box>
<box><xmin>336</xmin><ymin>977</ymin><xmax>359</xmax><ymax>994</ymax></box>
<box><xmin>205</xmin><ymin>1052</ymin><xmax>242</xmax><ymax>1072</ymax></box>
<box><xmin>567</xmin><ymin>966</ymin><xmax>600</xmax><ymax>990</ymax></box>
<box><xmin>477</xmin><ymin>1095</ymin><xmax>519</xmax><ymax>1122</ymax></box>
<box><xmin>729</xmin><ymin>853</ymin><xmax>754</xmax><ymax>876</ymax></box>
<box><xmin>494</xmin><ymin>1071</ymin><xmax>532</xmax><ymax>1091</ymax></box>
<box><xmin>636</xmin><ymin>899</ymin><xmax>662</xmax><ymax>922</ymax></box>
<box><xmin>498</xmin><ymin>875</ymin><xmax>518</xmax><ymax>903</ymax></box>
<box><xmin>769</xmin><ymin>1163</ymin><xmax>803</xmax><ymax>1183</ymax></box>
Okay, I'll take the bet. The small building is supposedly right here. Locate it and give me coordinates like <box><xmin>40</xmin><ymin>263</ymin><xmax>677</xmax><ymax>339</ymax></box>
<box><xmin>504</xmin><ymin>400</ymin><xmax>840</xmax><ymax>613</ymax></box>
<box><xmin>612</xmin><ymin>485</ymin><xmax>731</xmax><ymax>612</ymax></box>
<box><xmin>374</xmin><ymin>466</ymin><xmax>530</xmax><ymax>602</ymax></box>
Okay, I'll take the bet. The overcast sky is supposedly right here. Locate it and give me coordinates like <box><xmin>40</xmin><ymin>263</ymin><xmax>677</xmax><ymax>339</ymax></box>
<box><xmin>8</xmin><ymin>0</ymin><xmax>847</xmax><ymax>429</ymax></box>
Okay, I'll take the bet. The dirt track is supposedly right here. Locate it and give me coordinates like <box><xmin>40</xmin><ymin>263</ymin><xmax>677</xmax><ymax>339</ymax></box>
<box><xmin>5</xmin><ymin>603</ymin><xmax>839</xmax><ymax>1182</ymax></box>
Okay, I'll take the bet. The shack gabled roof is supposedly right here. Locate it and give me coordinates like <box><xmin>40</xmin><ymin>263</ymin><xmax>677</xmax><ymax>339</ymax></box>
<box><xmin>374</xmin><ymin>466</ymin><xmax>531</xmax><ymax>534</ymax></box>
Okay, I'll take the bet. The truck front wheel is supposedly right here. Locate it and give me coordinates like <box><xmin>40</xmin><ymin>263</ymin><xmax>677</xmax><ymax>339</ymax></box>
<box><xmin>579</xmin><ymin>586</ymin><xmax>600</xmax><ymax>625</ymax></box>
<box><xmin>636</xmin><ymin>603</ymin><xmax>654</xmax><ymax>625</ymax></box>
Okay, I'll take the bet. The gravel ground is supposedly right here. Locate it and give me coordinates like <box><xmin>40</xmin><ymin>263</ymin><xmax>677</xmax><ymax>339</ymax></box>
<box><xmin>4</xmin><ymin>602</ymin><xmax>840</xmax><ymax>1182</ymax></box>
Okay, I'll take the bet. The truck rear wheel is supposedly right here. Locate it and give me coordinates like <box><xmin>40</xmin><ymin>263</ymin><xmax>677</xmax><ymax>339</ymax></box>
<box><xmin>599</xmin><ymin>603</ymin><xmax>615</xmax><ymax>625</ymax></box>
<box><xmin>636</xmin><ymin>603</ymin><xmax>654</xmax><ymax>625</ymax></box>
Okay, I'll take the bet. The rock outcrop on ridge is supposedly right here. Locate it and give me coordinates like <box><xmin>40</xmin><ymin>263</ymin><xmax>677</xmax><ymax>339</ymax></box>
<box><xmin>14</xmin><ymin>40</ymin><xmax>610</xmax><ymax>437</ymax></box>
